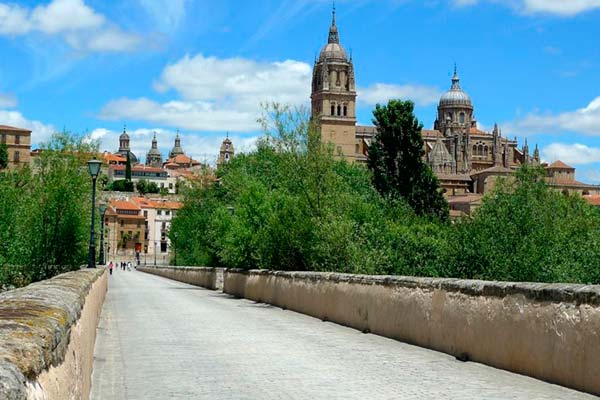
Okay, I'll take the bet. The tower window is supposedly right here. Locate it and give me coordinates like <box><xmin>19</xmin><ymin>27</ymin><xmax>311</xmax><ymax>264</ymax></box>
<box><xmin>337</xmin><ymin>105</ymin><xmax>341</xmax><ymax>116</ymax></box>
<box><xmin>15</xmin><ymin>135</ymin><xmax>20</xmax><ymax>145</ymax></box>
<box><xmin>331</xmin><ymin>104</ymin><xmax>335</xmax><ymax>116</ymax></box>
<box><xmin>14</xmin><ymin>151</ymin><xmax>19</xmax><ymax>162</ymax></box>
<box><xmin>343</xmin><ymin>105</ymin><xmax>347</xmax><ymax>116</ymax></box>
<box><xmin>459</xmin><ymin>112</ymin><xmax>465</xmax><ymax>123</ymax></box>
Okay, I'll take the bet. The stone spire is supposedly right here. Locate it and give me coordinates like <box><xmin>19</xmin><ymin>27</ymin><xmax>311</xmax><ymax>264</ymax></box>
<box><xmin>523</xmin><ymin>138</ymin><xmax>530</xmax><ymax>164</ymax></box>
<box><xmin>533</xmin><ymin>144</ymin><xmax>540</xmax><ymax>165</ymax></box>
<box><xmin>428</xmin><ymin>135</ymin><xmax>455</xmax><ymax>175</ymax></box>
<box><xmin>146</xmin><ymin>131</ymin><xmax>162</xmax><ymax>167</ymax></box>
<box><xmin>328</xmin><ymin>2</ymin><xmax>339</xmax><ymax>44</ymax></box>
<box><xmin>169</xmin><ymin>130</ymin><xmax>185</xmax><ymax>158</ymax></box>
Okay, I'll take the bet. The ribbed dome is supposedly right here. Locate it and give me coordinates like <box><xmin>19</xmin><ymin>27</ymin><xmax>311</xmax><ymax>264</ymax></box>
<box><xmin>319</xmin><ymin>42</ymin><xmax>347</xmax><ymax>62</ymax></box>
<box><xmin>439</xmin><ymin>71</ymin><xmax>472</xmax><ymax>108</ymax></box>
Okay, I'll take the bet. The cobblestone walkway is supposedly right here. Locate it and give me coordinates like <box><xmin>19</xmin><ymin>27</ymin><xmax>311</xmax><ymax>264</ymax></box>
<box><xmin>91</xmin><ymin>269</ymin><xmax>596</xmax><ymax>399</ymax></box>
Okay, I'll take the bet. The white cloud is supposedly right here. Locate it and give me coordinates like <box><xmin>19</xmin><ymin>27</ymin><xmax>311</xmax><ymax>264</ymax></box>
<box><xmin>31</xmin><ymin>0</ymin><xmax>104</xmax><ymax>34</ymax></box>
<box><xmin>101</xmin><ymin>54</ymin><xmax>313</xmax><ymax>132</ymax></box>
<box><xmin>0</xmin><ymin>94</ymin><xmax>17</xmax><ymax>108</ymax></box>
<box><xmin>0</xmin><ymin>0</ymin><xmax>141</xmax><ymax>52</ymax></box>
<box><xmin>99</xmin><ymin>98</ymin><xmax>258</xmax><ymax>132</ymax></box>
<box><xmin>523</xmin><ymin>0</ymin><xmax>600</xmax><ymax>16</ymax></box>
<box><xmin>541</xmin><ymin>143</ymin><xmax>600</xmax><ymax>165</ymax></box>
<box><xmin>358</xmin><ymin>83</ymin><xmax>441</xmax><ymax>106</ymax></box>
<box><xmin>0</xmin><ymin>109</ymin><xmax>55</xmax><ymax>145</ymax></box>
<box><xmin>453</xmin><ymin>0</ymin><xmax>600</xmax><ymax>16</ymax></box>
<box><xmin>154</xmin><ymin>54</ymin><xmax>311</xmax><ymax>106</ymax></box>
<box><xmin>505</xmin><ymin>97</ymin><xmax>600</xmax><ymax>136</ymax></box>
<box><xmin>138</xmin><ymin>0</ymin><xmax>188</xmax><ymax>32</ymax></box>
<box><xmin>91</xmin><ymin>127</ymin><xmax>258</xmax><ymax>166</ymax></box>
<box><xmin>583</xmin><ymin>169</ymin><xmax>600</xmax><ymax>184</ymax></box>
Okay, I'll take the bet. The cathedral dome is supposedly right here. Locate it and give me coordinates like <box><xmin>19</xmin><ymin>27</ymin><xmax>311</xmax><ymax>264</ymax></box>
<box><xmin>319</xmin><ymin>42</ymin><xmax>347</xmax><ymax>62</ymax></box>
<box><xmin>439</xmin><ymin>70</ymin><xmax>472</xmax><ymax>108</ymax></box>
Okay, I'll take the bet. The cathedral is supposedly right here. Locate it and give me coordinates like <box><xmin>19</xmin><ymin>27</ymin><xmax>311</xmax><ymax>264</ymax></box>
<box><xmin>311</xmin><ymin>7</ymin><xmax>598</xmax><ymax>201</ymax></box>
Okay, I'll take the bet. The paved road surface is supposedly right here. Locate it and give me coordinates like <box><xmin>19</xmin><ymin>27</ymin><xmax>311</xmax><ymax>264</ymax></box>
<box><xmin>91</xmin><ymin>269</ymin><xmax>596</xmax><ymax>399</ymax></box>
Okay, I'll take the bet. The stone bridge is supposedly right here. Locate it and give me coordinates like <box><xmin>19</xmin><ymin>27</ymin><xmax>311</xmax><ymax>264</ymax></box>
<box><xmin>0</xmin><ymin>267</ymin><xmax>598</xmax><ymax>399</ymax></box>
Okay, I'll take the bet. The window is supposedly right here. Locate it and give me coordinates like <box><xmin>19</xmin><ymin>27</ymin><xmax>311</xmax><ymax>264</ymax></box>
<box><xmin>337</xmin><ymin>105</ymin><xmax>341</xmax><ymax>116</ymax></box>
<box><xmin>331</xmin><ymin>104</ymin><xmax>335</xmax><ymax>116</ymax></box>
<box><xmin>225</xmin><ymin>153</ymin><xmax>229</xmax><ymax>160</ymax></box>
<box><xmin>14</xmin><ymin>135</ymin><xmax>20</xmax><ymax>145</ymax></box>
<box><xmin>143</xmin><ymin>210</ymin><xmax>148</xmax><ymax>218</ymax></box>
<box><xmin>160</xmin><ymin>183</ymin><xmax>165</xmax><ymax>188</ymax></box>
<box><xmin>161</xmin><ymin>242</ymin><xmax>167</xmax><ymax>253</ymax></box>
<box><xmin>459</xmin><ymin>113</ymin><xmax>465</xmax><ymax>123</ymax></box>
<box><xmin>120</xmin><ymin>220</ymin><xmax>124</xmax><ymax>227</ymax></box>
<box><xmin>343</xmin><ymin>105</ymin><xmax>347</xmax><ymax>116</ymax></box>
<box><xmin>169</xmin><ymin>183</ymin><xmax>173</xmax><ymax>189</ymax></box>
<box><xmin>165</xmin><ymin>210</ymin><xmax>170</xmax><ymax>216</ymax></box>
<box><xmin>14</xmin><ymin>151</ymin><xmax>19</xmax><ymax>162</ymax></box>
<box><xmin>157</xmin><ymin>210</ymin><xmax>162</xmax><ymax>215</ymax></box>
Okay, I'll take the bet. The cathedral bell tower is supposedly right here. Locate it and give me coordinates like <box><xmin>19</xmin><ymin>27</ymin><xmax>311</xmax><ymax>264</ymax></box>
<box><xmin>311</xmin><ymin>5</ymin><xmax>358</xmax><ymax>160</ymax></box>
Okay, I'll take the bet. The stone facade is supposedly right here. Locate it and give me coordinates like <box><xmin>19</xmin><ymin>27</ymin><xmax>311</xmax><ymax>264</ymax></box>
<box><xmin>310</xmin><ymin>8</ymin><xmax>599</xmax><ymax>203</ymax></box>
<box><xmin>0</xmin><ymin>125</ymin><xmax>31</xmax><ymax>168</ymax></box>
<box><xmin>146</xmin><ymin>132</ymin><xmax>163</xmax><ymax>168</ymax></box>
<box><xmin>217</xmin><ymin>136</ymin><xmax>234</xmax><ymax>168</ymax></box>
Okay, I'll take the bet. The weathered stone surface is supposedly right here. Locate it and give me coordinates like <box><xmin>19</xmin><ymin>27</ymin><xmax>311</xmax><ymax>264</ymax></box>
<box><xmin>0</xmin><ymin>269</ymin><xmax>105</xmax><ymax>399</ymax></box>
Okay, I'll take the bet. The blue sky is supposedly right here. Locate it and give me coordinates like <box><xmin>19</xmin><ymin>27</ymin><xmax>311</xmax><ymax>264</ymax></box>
<box><xmin>1</xmin><ymin>0</ymin><xmax>600</xmax><ymax>179</ymax></box>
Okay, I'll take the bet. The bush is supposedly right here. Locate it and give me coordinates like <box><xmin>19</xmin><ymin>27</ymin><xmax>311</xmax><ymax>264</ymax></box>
<box><xmin>111</xmin><ymin>179</ymin><xmax>134</xmax><ymax>192</ymax></box>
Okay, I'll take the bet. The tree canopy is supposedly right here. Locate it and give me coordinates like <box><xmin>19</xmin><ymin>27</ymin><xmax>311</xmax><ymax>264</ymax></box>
<box><xmin>368</xmin><ymin>99</ymin><xmax>448</xmax><ymax>221</ymax></box>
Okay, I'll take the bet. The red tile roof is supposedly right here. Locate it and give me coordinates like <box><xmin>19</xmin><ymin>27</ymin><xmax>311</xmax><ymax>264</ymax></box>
<box><xmin>110</xmin><ymin>165</ymin><xmax>166</xmax><ymax>173</ymax></box>
<box><xmin>584</xmin><ymin>195</ymin><xmax>600</xmax><ymax>206</ymax></box>
<box><xmin>109</xmin><ymin>200</ymin><xmax>141</xmax><ymax>211</ymax></box>
<box><xmin>0</xmin><ymin>125</ymin><xmax>31</xmax><ymax>133</ymax></box>
<box><xmin>546</xmin><ymin>160</ymin><xmax>574</xmax><ymax>170</ymax></box>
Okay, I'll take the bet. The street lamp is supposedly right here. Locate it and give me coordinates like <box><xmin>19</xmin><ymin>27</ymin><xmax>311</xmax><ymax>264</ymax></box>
<box><xmin>87</xmin><ymin>157</ymin><xmax>102</xmax><ymax>268</ymax></box>
<box><xmin>173</xmin><ymin>232</ymin><xmax>178</xmax><ymax>266</ymax></box>
<box><xmin>98</xmin><ymin>203</ymin><xmax>107</xmax><ymax>265</ymax></box>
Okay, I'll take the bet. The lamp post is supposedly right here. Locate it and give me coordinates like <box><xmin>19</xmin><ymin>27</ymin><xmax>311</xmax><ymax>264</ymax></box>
<box><xmin>154</xmin><ymin>240</ymin><xmax>157</xmax><ymax>266</ymax></box>
<box><xmin>87</xmin><ymin>157</ymin><xmax>102</xmax><ymax>268</ymax></box>
<box><xmin>173</xmin><ymin>232</ymin><xmax>178</xmax><ymax>266</ymax></box>
<box><xmin>98</xmin><ymin>203</ymin><xmax>107</xmax><ymax>265</ymax></box>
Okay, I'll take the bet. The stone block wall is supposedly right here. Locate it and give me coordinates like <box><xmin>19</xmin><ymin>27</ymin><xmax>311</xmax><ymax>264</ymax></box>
<box><xmin>138</xmin><ymin>266</ymin><xmax>220</xmax><ymax>290</ymax></box>
<box><xmin>139</xmin><ymin>266</ymin><xmax>600</xmax><ymax>396</ymax></box>
<box><xmin>0</xmin><ymin>269</ymin><xmax>107</xmax><ymax>400</ymax></box>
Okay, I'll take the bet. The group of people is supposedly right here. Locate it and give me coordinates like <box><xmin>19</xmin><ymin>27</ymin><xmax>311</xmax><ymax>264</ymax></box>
<box><xmin>107</xmin><ymin>261</ymin><xmax>135</xmax><ymax>275</ymax></box>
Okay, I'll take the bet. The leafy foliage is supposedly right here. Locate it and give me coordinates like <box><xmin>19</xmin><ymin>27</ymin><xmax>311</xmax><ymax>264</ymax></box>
<box><xmin>0</xmin><ymin>132</ymin><xmax>97</xmax><ymax>288</ymax></box>
<box><xmin>110</xmin><ymin>179</ymin><xmax>134</xmax><ymax>192</ymax></box>
<box><xmin>170</xmin><ymin>104</ymin><xmax>600</xmax><ymax>284</ymax></box>
<box><xmin>125</xmin><ymin>151</ymin><xmax>132</xmax><ymax>181</ymax></box>
<box><xmin>368</xmin><ymin>99</ymin><xmax>448</xmax><ymax>221</ymax></box>
<box><xmin>0</xmin><ymin>143</ymin><xmax>8</xmax><ymax>169</ymax></box>
<box><xmin>136</xmin><ymin>179</ymin><xmax>159</xmax><ymax>194</ymax></box>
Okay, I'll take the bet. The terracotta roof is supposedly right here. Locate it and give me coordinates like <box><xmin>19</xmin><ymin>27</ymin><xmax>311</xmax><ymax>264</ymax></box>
<box><xmin>547</xmin><ymin>179</ymin><xmax>596</xmax><ymax>188</ymax></box>
<box><xmin>584</xmin><ymin>195</ymin><xmax>600</xmax><ymax>206</ymax></box>
<box><xmin>470</xmin><ymin>165</ymin><xmax>514</xmax><ymax>177</ymax></box>
<box><xmin>0</xmin><ymin>125</ymin><xmax>31</xmax><ymax>133</ymax></box>
<box><xmin>110</xmin><ymin>165</ymin><xmax>166</xmax><ymax>173</ymax></box>
<box><xmin>421</xmin><ymin>129</ymin><xmax>441</xmax><ymax>138</ymax></box>
<box><xmin>469</xmin><ymin>127</ymin><xmax>488</xmax><ymax>135</ymax></box>
<box><xmin>165</xmin><ymin>154</ymin><xmax>200</xmax><ymax>165</ymax></box>
<box><xmin>103</xmin><ymin>153</ymin><xmax>126</xmax><ymax>163</ymax></box>
<box><xmin>109</xmin><ymin>200</ymin><xmax>141</xmax><ymax>212</ymax></box>
<box><xmin>437</xmin><ymin>173</ymin><xmax>473</xmax><ymax>182</ymax></box>
<box><xmin>131</xmin><ymin>197</ymin><xmax>182</xmax><ymax>210</ymax></box>
<box><xmin>546</xmin><ymin>160</ymin><xmax>574</xmax><ymax>170</ymax></box>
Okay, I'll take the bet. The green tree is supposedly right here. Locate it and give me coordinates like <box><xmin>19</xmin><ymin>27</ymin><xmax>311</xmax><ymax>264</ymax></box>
<box><xmin>0</xmin><ymin>143</ymin><xmax>8</xmax><ymax>169</ymax></box>
<box><xmin>367</xmin><ymin>99</ymin><xmax>448</xmax><ymax>221</ymax></box>
<box><xmin>136</xmin><ymin>179</ymin><xmax>148</xmax><ymax>195</ymax></box>
<box><xmin>448</xmin><ymin>166</ymin><xmax>600</xmax><ymax>284</ymax></box>
<box><xmin>125</xmin><ymin>151</ymin><xmax>132</xmax><ymax>182</ymax></box>
<box><xmin>0</xmin><ymin>131</ymin><xmax>98</xmax><ymax>287</ymax></box>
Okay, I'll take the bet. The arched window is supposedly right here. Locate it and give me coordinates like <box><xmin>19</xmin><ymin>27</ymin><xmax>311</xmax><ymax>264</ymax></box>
<box><xmin>447</xmin><ymin>112</ymin><xmax>453</xmax><ymax>121</ymax></box>
<box><xmin>337</xmin><ymin>105</ymin><xmax>341</xmax><ymax>116</ymax></box>
<box><xmin>331</xmin><ymin>104</ymin><xmax>335</xmax><ymax>116</ymax></box>
<box><xmin>473</xmin><ymin>145</ymin><xmax>478</xmax><ymax>156</ymax></box>
<box><xmin>483</xmin><ymin>145</ymin><xmax>488</xmax><ymax>157</ymax></box>
<box><xmin>459</xmin><ymin>112</ymin><xmax>465</xmax><ymax>123</ymax></box>
<box><xmin>343</xmin><ymin>105</ymin><xmax>347</xmax><ymax>116</ymax></box>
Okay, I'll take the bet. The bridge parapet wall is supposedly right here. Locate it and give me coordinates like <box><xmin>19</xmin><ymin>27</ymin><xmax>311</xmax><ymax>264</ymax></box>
<box><xmin>138</xmin><ymin>266</ymin><xmax>221</xmax><ymax>290</ymax></box>
<box><xmin>0</xmin><ymin>269</ymin><xmax>107</xmax><ymax>400</ymax></box>
<box><xmin>224</xmin><ymin>269</ymin><xmax>600</xmax><ymax>396</ymax></box>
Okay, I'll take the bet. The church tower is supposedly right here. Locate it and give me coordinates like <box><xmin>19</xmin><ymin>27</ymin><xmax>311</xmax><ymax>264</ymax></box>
<box><xmin>217</xmin><ymin>135</ymin><xmax>234</xmax><ymax>168</ymax></box>
<box><xmin>146</xmin><ymin>132</ymin><xmax>163</xmax><ymax>168</ymax></box>
<box><xmin>311</xmin><ymin>5</ymin><xmax>358</xmax><ymax>161</ymax></box>
<box><xmin>169</xmin><ymin>130</ymin><xmax>185</xmax><ymax>159</ymax></box>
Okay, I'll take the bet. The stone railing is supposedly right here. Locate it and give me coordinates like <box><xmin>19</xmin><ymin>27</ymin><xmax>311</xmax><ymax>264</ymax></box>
<box><xmin>137</xmin><ymin>266</ymin><xmax>222</xmax><ymax>290</ymax></box>
<box><xmin>0</xmin><ymin>269</ymin><xmax>107</xmax><ymax>400</ymax></box>
<box><xmin>140</xmin><ymin>266</ymin><xmax>600</xmax><ymax>396</ymax></box>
